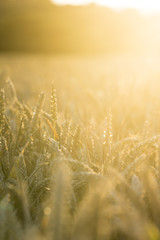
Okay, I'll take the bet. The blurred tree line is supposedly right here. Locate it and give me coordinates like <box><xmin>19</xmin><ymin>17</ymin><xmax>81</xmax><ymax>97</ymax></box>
<box><xmin>0</xmin><ymin>0</ymin><xmax>159</xmax><ymax>54</ymax></box>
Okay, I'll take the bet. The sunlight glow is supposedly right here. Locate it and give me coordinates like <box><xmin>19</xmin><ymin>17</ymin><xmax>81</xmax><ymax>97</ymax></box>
<box><xmin>52</xmin><ymin>0</ymin><xmax>160</xmax><ymax>14</ymax></box>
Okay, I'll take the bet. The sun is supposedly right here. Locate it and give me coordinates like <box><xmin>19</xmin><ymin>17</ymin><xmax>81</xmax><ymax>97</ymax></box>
<box><xmin>52</xmin><ymin>0</ymin><xmax>160</xmax><ymax>13</ymax></box>
<box><xmin>94</xmin><ymin>0</ymin><xmax>160</xmax><ymax>9</ymax></box>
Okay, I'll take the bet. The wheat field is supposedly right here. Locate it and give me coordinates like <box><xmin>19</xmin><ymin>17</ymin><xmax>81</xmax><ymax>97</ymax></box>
<box><xmin>0</xmin><ymin>54</ymin><xmax>160</xmax><ymax>240</ymax></box>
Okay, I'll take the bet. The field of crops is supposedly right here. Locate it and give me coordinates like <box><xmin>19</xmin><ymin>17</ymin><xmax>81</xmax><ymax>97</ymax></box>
<box><xmin>0</xmin><ymin>54</ymin><xmax>160</xmax><ymax>240</ymax></box>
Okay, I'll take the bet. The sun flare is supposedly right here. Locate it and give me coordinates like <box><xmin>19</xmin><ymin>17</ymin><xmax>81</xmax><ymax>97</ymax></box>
<box><xmin>52</xmin><ymin>0</ymin><xmax>160</xmax><ymax>13</ymax></box>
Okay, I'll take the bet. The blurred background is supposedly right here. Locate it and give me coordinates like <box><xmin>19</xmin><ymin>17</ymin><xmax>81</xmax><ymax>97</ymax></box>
<box><xmin>1</xmin><ymin>0</ymin><xmax>160</xmax><ymax>114</ymax></box>
<box><xmin>0</xmin><ymin>0</ymin><xmax>160</xmax><ymax>55</ymax></box>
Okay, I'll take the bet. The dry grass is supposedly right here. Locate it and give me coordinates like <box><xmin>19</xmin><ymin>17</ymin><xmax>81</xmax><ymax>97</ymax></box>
<box><xmin>0</xmin><ymin>54</ymin><xmax>160</xmax><ymax>240</ymax></box>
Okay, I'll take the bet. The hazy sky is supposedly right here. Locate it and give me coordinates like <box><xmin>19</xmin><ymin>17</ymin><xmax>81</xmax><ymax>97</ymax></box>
<box><xmin>52</xmin><ymin>0</ymin><xmax>160</xmax><ymax>13</ymax></box>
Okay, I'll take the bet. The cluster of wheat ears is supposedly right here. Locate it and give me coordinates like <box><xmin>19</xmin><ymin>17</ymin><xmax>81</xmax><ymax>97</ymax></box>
<box><xmin>0</xmin><ymin>78</ymin><xmax>160</xmax><ymax>240</ymax></box>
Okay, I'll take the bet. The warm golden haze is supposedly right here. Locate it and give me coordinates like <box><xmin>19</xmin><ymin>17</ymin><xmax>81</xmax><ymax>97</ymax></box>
<box><xmin>0</xmin><ymin>1</ymin><xmax>160</xmax><ymax>54</ymax></box>
<box><xmin>1</xmin><ymin>0</ymin><xmax>160</xmax><ymax>239</ymax></box>
<box><xmin>0</xmin><ymin>55</ymin><xmax>160</xmax><ymax>239</ymax></box>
